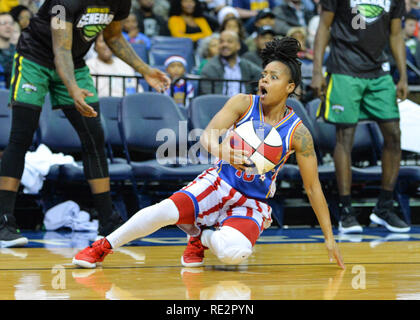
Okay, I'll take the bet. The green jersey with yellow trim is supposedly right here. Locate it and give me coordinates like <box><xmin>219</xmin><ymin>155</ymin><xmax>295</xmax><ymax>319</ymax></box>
<box><xmin>16</xmin><ymin>0</ymin><xmax>131</xmax><ymax>69</ymax></box>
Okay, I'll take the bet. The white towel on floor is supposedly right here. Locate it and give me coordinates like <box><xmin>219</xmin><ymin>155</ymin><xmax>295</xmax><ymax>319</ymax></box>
<box><xmin>43</xmin><ymin>200</ymin><xmax>98</xmax><ymax>232</ymax></box>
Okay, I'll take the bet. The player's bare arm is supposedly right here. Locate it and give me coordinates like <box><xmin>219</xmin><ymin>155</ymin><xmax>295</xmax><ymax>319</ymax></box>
<box><xmin>311</xmin><ymin>10</ymin><xmax>334</xmax><ymax>99</ymax></box>
<box><xmin>51</xmin><ymin>18</ymin><xmax>97</xmax><ymax>117</ymax></box>
<box><xmin>389</xmin><ymin>18</ymin><xmax>408</xmax><ymax>101</ymax></box>
<box><xmin>293</xmin><ymin>123</ymin><xmax>345</xmax><ymax>269</ymax></box>
<box><xmin>103</xmin><ymin>21</ymin><xmax>170</xmax><ymax>92</ymax></box>
<box><xmin>200</xmin><ymin>94</ymin><xmax>253</xmax><ymax>171</ymax></box>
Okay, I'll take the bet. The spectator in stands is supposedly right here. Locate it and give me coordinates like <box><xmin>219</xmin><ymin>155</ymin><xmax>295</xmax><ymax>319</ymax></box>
<box><xmin>245</xmin><ymin>8</ymin><xmax>276</xmax><ymax>52</ymax></box>
<box><xmin>408</xmin><ymin>0</ymin><xmax>420</xmax><ymax>20</ymax></box>
<box><xmin>0</xmin><ymin>13</ymin><xmax>15</xmax><ymax>89</ymax></box>
<box><xmin>9</xmin><ymin>20</ymin><xmax>20</xmax><ymax>46</ymax></box>
<box><xmin>273</xmin><ymin>0</ymin><xmax>315</xmax><ymax>36</ymax></box>
<box><xmin>217</xmin><ymin>6</ymin><xmax>240</xmax><ymax>27</ymax></box>
<box><xmin>287</xmin><ymin>26</ymin><xmax>313</xmax><ymax>102</ymax></box>
<box><xmin>219</xmin><ymin>16</ymin><xmax>248</xmax><ymax>55</ymax></box>
<box><xmin>0</xmin><ymin>0</ymin><xmax>18</xmax><ymax>13</ymax></box>
<box><xmin>133</xmin><ymin>0</ymin><xmax>171</xmax><ymax>38</ymax></box>
<box><xmin>199</xmin><ymin>30</ymin><xmax>261</xmax><ymax>95</ymax></box>
<box><xmin>242</xmin><ymin>25</ymin><xmax>275</xmax><ymax>67</ymax></box>
<box><xmin>86</xmin><ymin>34</ymin><xmax>144</xmax><ymax>97</ymax></box>
<box><xmin>399</xmin><ymin>14</ymin><xmax>420</xmax><ymax>84</ymax></box>
<box><xmin>312</xmin><ymin>0</ymin><xmax>409</xmax><ymax>234</ymax></box>
<box><xmin>168</xmin><ymin>0</ymin><xmax>213</xmax><ymax>45</ymax></box>
<box><xmin>16</xmin><ymin>0</ymin><xmax>39</xmax><ymax>15</ymax></box>
<box><xmin>9</xmin><ymin>5</ymin><xmax>32</xmax><ymax>30</ymax></box>
<box><xmin>307</xmin><ymin>1</ymin><xmax>321</xmax><ymax>51</ymax></box>
<box><xmin>274</xmin><ymin>0</ymin><xmax>317</xmax><ymax>12</ymax></box>
<box><xmin>164</xmin><ymin>55</ymin><xmax>195</xmax><ymax>108</ymax></box>
<box><xmin>197</xmin><ymin>33</ymin><xmax>220</xmax><ymax>74</ymax></box>
<box><xmin>287</xmin><ymin>26</ymin><xmax>313</xmax><ymax>61</ymax></box>
<box><xmin>231</xmin><ymin>0</ymin><xmax>275</xmax><ymax>20</ymax></box>
<box><xmin>122</xmin><ymin>13</ymin><xmax>152</xmax><ymax>50</ymax></box>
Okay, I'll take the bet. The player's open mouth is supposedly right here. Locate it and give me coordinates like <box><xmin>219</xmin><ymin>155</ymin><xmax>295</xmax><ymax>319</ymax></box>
<box><xmin>260</xmin><ymin>87</ymin><xmax>268</xmax><ymax>98</ymax></box>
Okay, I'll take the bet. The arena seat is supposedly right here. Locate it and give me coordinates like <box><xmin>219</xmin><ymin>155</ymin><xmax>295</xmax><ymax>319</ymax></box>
<box><xmin>98</xmin><ymin>96</ymin><xmax>125</xmax><ymax>157</ymax></box>
<box><xmin>118</xmin><ymin>92</ymin><xmax>211</xmax><ymax>187</ymax></box>
<box><xmin>189</xmin><ymin>94</ymin><xmax>229</xmax><ymax>130</ymax></box>
<box><xmin>0</xmin><ymin>89</ymin><xmax>11</xmax><ymax>151</ymax></box>
<box><xmin>151</xmin><ymin>36</ymin><xmax>194</xmax><ymax>51</ymax></box>
<box><xmin>131</xmin><ymin>43</ymin><xmax>149</xmax><ymax>64</ymax></box>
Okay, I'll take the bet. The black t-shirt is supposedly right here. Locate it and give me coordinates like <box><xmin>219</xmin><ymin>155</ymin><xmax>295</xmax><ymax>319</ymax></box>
<box><xmin>16</xmin><ymin>0</ymin><xmax>131</xmax><ymax>69</ymax></box>
<box><xmin>321</xmin><ymin>0</ymin><xmax>405</xmax><ymax>78</ymax></box>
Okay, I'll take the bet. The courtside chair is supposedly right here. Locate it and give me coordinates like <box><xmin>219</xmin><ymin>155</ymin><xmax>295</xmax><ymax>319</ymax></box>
<box><xmin>188</xmin><ymin>94</ymin><xmax>229</xmax><ymax>131</ymax></box>
<box><xmin>0</xmin><ymin>89</ymin><xmax>11</xmax><ymax>152</ymax></box>
<box><xmin>118</xmin><ymin>92</ymin><xmax>211</xmax><ymax>207</ymax></box>
<box><xmin>151</xmin><ymin>36</ymin><xmax>194</xmax><ymax>51</ymax></box>
<box><xmin>131</xmin><ymin>42</ymin><xmax>149</xmax><ymax>64</ymax></box>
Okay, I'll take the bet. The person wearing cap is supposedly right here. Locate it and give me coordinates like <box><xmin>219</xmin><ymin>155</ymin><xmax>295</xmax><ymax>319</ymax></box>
<box><xmin>164</xmin><ymin>55</ymin><xmax>195</xmax><ymax>108</ymax></box>
<box><xmin>217</xmin><ymin>6</ymin><xmax>240</xmax><ymax>27</ymax></box>
<box><xmin>242</xmin><ymin>25</ymin><xmax>275</xmax><ymax>68</ymax></box>
<box><xmin>245</xmin><ymin>8</ymin><xmax>276</xmax><ymax>52</ymax></box>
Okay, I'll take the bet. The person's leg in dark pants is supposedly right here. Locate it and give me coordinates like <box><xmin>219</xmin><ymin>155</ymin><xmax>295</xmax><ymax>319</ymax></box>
<box><xmin>62</xmin><ymin>103</ymin><xmax>123</xmax><ymax>238</ymax></box>
<box><xmin>369</xmin><ymin>120</ymin><xmax>410</xmax><ymax>232</ymax></box>
<box><xmin>334</xmin><ymin>125</ymin><xmax>363</xmax><ymax>233</ymax></box>
<box><xmin>0</xmin><ymin>105</ymin><xmax>40</xmax><ymax>247</ymax></box>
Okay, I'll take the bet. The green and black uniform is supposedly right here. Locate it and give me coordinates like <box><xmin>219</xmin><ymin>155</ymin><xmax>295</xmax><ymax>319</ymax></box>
<box><xmin>9</xmin><ymin>0</ymin><xmax>131</xmax><ymax>109</ymax></box>
<box><xmin>318</xmin><ymin>0</ymin><xmax>405</xmax><ymax>125</ymax></box>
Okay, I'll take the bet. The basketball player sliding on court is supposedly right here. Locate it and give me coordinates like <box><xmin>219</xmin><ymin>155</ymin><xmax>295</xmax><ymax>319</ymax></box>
<box><xmin>73</xmin><ymin>38</ymin><xmax>345</xmax><ymax>270</ymax></box>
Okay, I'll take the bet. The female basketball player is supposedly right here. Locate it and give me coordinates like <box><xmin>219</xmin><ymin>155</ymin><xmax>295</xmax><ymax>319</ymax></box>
<box><xmin>73</xmin><ymin>37</ymin><xmax>345</xmax><ymax>270</ymax></box>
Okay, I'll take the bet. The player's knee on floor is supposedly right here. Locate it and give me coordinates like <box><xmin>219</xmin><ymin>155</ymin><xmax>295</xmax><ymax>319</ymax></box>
<box><xmin>208</xmin><ymin>226</ymin><xmax>253</xmax><ymax>265</ymax></box>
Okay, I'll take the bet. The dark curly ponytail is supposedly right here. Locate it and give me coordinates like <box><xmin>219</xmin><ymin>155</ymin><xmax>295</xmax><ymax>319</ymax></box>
<box><xmin>260</xmin><ymin>37</ymin><xmax>302</xmax><ymax>90</ymax></box>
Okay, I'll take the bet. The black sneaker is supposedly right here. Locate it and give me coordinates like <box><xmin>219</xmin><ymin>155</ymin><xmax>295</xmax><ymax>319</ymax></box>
<box><xmin>338</xmin><ymin>206</ymin><xmax>363</xmax><ymax>234</ymax></box>
<box><xmin>0</xmin><ymin>214</ymin><xmax>29</xmax><ymax>248</ymax></box>
<box><xmin>370</xmin><ymin>201</ymin><xmax>410</xmax><ymax>233</ymax></box>
<box><xmin>95</xmin><ymin>213</ymin><xmax>124</xmax><ymax>241</ymax></box>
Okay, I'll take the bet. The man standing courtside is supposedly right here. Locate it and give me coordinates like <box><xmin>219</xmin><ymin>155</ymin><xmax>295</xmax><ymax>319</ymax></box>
<box><xmin>0</xmin><ymin>0</ymin><xmax>169</xmax><ymax>247</ymax></box>
<box><xmin>311</xmin><ymin>0</ymin><xmax>409</xmax><ymax>233</ymax></box>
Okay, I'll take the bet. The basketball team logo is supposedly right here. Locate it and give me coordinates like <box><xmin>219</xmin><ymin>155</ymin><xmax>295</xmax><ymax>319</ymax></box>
<box><xmin>76</xmin><ymin>7</ymin><xmax>114</xmax><ymax>42</ymax></box>
<box><xmin>350</xmin><ymin>0</ymin><xmax>391</xmax><ymax>24</ymax></box>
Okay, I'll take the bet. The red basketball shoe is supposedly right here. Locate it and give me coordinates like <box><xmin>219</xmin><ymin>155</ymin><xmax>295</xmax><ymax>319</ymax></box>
<box><xmin>73</xmin><ymin>238</ymin><xmax>113</xmax><ymax>269</ymax></box>
<box><xmin>181</xmin><ymin>236</ymin><xmax>208</xmax><ymax>267</ymax></box>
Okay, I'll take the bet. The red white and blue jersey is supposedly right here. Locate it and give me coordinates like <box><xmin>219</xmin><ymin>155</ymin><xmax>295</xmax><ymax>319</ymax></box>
<box><xmin>216</xmin><ymin>94</ymin><xmax>302</xmax><ymax>201</ymax></box>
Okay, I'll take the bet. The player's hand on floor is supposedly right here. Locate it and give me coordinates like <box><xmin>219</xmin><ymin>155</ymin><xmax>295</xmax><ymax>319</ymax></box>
<box><xmin>71</xmin><ymin>87</ymin><xmax>97</xmax><ymax>117</ymax></box>
<box><xmin>325</xmin><ymin>238</ymin><xmax>345</xmax><ymax>269</ymax></box>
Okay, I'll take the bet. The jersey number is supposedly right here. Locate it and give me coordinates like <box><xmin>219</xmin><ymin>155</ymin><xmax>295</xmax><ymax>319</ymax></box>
<box><xmin>235</xmin><ymin>170</ymin><xmax>255</xmax><ymax>182</ymax></box>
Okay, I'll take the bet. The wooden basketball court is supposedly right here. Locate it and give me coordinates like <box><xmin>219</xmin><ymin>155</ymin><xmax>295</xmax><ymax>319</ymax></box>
<box><xmin>1</xmin><ymin>227</ymin><xmax>420</xmax><ymax>300</ymax></box>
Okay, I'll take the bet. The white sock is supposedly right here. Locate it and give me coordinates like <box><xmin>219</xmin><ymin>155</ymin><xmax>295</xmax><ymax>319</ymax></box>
<box><xmin>106</xmin><ymin>199</ymin><xmax>179</xmax><ymax>249</ymax></box>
